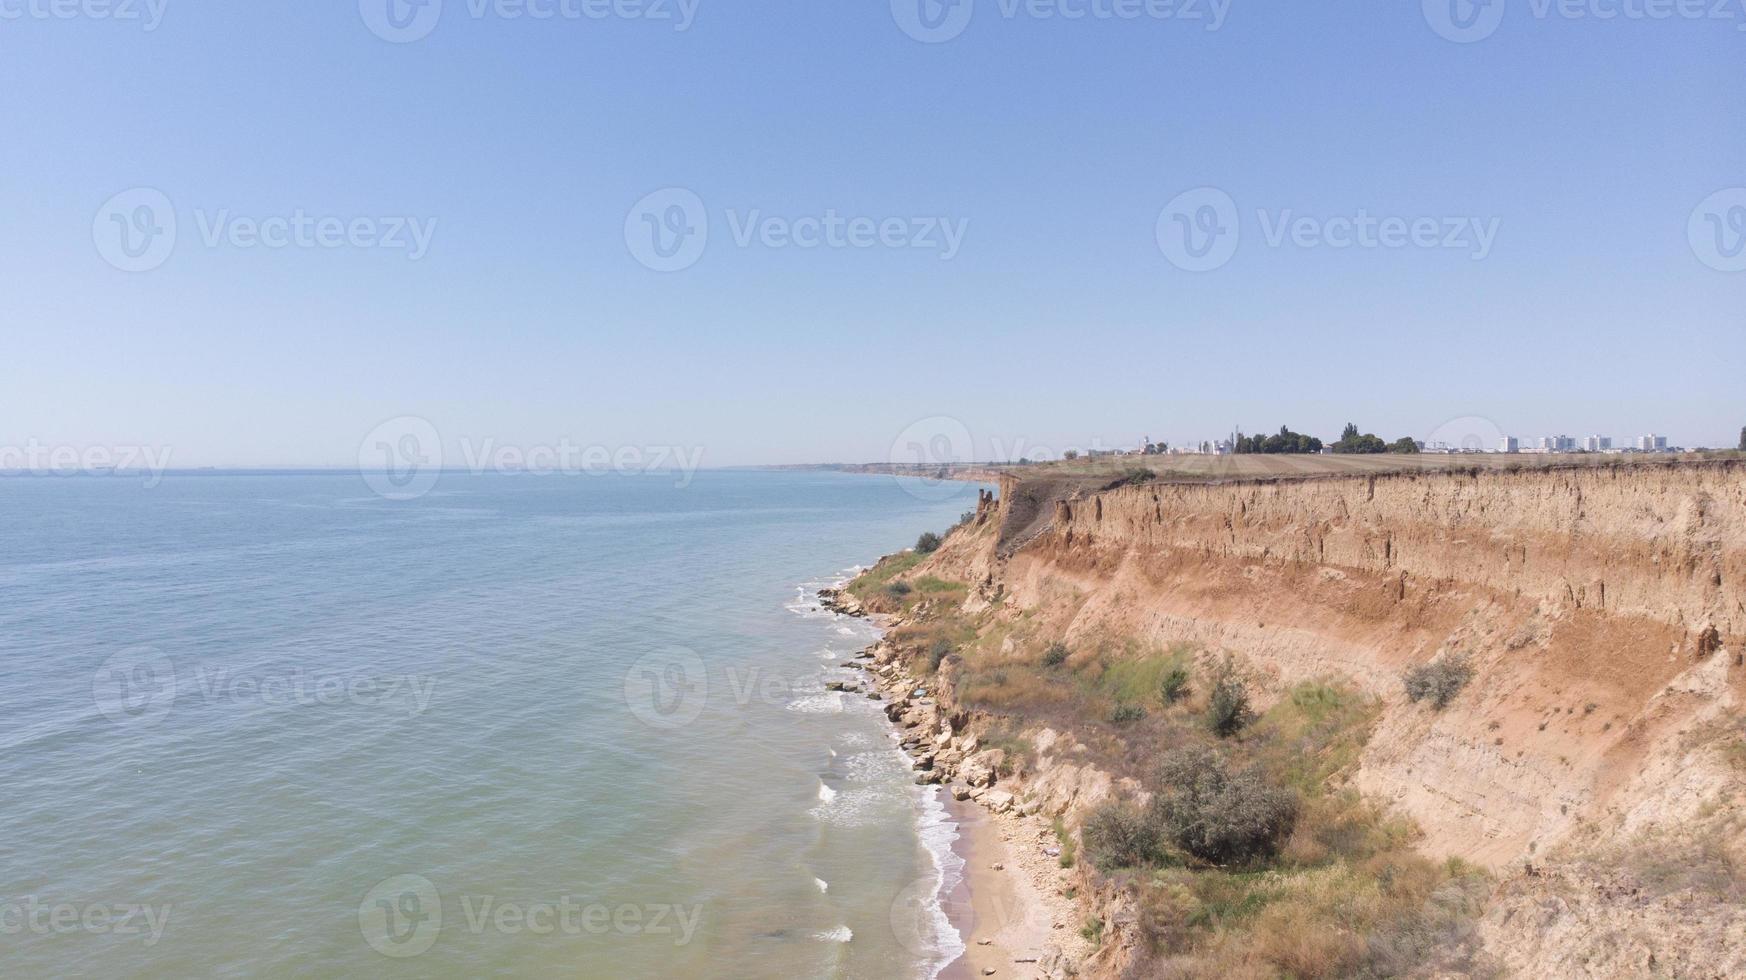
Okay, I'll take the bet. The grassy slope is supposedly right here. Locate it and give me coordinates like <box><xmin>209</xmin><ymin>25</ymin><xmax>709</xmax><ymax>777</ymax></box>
<box><xmin>852</xmin><ymin>535</ymin><xmax>1497</xmax><ymax>978</ymax></box>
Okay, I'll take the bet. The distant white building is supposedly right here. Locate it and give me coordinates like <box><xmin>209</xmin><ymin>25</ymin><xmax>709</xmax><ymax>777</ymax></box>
<box><xmin>1540</xmin><ymin>435</ymin><xmax>1576</xmax><ymax>452</ymax></box>
<box><xmin>1500</xmin><ymin>437</ymin><xmax>1519</xmax><ymax>453</ymax></box>
<box><xmin>1584</xmin><ymin>436</ymin><xmax>1612</xmax><ymax>452</ymax></box>
<box><xmin>1638</xmin><ymin>435</ymin><xmax>1669</xmax><ymax>452</ymax></box>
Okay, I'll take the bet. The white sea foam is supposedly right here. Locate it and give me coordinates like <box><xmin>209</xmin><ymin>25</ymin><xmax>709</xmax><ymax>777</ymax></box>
<box><xmin>814</xmin><ymin>926</ymin><xmax>852</xmax><ymax>943</ymax></box>
<box><xmin>786</xmin><ymin>692</ymin><xmax>845</xmax><ymax>715</ymax></box>
<box><xmin>817</xmin><ymin>781</ymin><xmax>837</xmax><ymax>804</ymax></box>
<box><xmin>914</xmin><ymin>785</ymin><xmax>967</xmax><ymax>979</ymax></box>
<box><xmin>809</xmin><ymin>783</ymin><xmax>905</xmax><ymax>828</ymax></box>
<box><xmin>784</xmin><ymin>583</ymin><xmax>840</xmax><ymax>620</ymax></box>
<box><xmin>841</xmin><ymin>749</ymin><xmax>908</xmax><ymax>782</ymax></box>
<box><xmin>814</xmin><ymin>877</ymin><xmax>829</xmax><ymax>894</ymax></box>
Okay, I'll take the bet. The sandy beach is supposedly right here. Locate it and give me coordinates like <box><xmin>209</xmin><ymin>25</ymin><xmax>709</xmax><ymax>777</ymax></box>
<box><xmin>938</xmin><ymin>793</ymin><xmax>1075</xmax><ymax>979</ymax></box>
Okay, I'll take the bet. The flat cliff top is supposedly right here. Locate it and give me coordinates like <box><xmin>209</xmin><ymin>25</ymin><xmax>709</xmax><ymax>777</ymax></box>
<box><xmin>813</xmin><ymin>451</ymin><xmax>1738</xmax><ymax>493</ymax></box>
<box><xmin>999</xmin><ymin>449</ymin><xmax>1733</xmax><ymax>485</ymax></box>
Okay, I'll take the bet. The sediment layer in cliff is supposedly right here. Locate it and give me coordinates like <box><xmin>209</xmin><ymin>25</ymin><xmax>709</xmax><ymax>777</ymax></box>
<box><xmin>960</xmin><ymin>459</ymin><xmax>1745</xmax><ymax>864</ymax></box>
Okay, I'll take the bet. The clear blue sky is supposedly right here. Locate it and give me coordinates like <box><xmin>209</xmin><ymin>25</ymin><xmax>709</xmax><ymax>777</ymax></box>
<box><xmin>3</xmin><ymin>0</ymin><xmax>1741</xmax><ymax>467</ymax></box>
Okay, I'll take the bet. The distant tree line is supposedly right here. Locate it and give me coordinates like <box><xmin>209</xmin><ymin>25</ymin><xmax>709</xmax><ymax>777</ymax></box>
<box><xmin>1234</xmin><ymin>426</ymin><xmax>1323</xmax><ymax>454</ymax></box>
<box><xmin>1231</xmin><ymin>423</ymin><xmax>1420</xmax><ymax>455</ymax></box>
<box><xmin>1331</xmin><ymin>423</ymin><xmax>1387</xmax><ymax>454</ymax></box>
<box><xmin>1330</xmin><ymin>423</ymin><xmax>1419</xmax><ymax>455</ymax></box>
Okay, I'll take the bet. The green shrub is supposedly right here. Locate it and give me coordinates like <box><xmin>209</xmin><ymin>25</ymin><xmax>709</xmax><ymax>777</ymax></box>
<box><xmin>1042</xmin><ymin>642</ymin><xmax>1070</xmax><ymax>668</ymax></box>
<box><xmin>1110</xmin><ymin>703</ymin><xmax>1147</xmax><ymax>725</ymax></box>
<box><xmin>1101</xmin><ymin>468</ymin><xmax>1155</xmax><ymax>490</ymax></box>
<box><xmin>1160</xmin><ymin>665</ymin><xmax>1191</xmax><ymax>705</ymax></box>
<box><xmin>845</xmin><ymin>551</ymin><xmax>923</xmax><ymax>601</ymax></box>
<box><xmin>1206</xmin><ymin>665</ymin><xmax>1253</xmax><ymax>738</ymax></box>
<box><xmin>1403</xmin><ymin>653</ymin><xmax>1474</xmax><ymax>710</ymax></box>
<box><xmin>884</xmin><ymin>581</ymin><xmax>912</xmax><ymax>599</ymax></box>
<box><xmin>1053</xmin><ymin>816</ymin><xmax>1077</xmax><ymax>868</ymax></box>
<box><xmin>915</xmin><ymin>531</ymin><xmax>942</xmax><ymax>554</ymax></box>
<box><xmin>1083</xmin><ymin>800</ymin><xmax>1160</xmax><ymax>870</ymax></box>
<box><xmin>927</xmin><ymin>638</ymin><xmax>952</xmax><ymax>672</ymax></box>
<box><xmin>1152</xmin><ymin>745</ymin><xmax>1297</xmax><ymax>866</ymax></box>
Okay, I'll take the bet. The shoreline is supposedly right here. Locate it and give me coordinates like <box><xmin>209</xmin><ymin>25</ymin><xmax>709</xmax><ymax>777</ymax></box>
<box><xmin>824</xmin><ymin>585</ymin><xmax>1078</xmax><ymax>979</ymax></box>
<box><xmin>937</xmin><ymin>794</ymin><xmax>1042</xmax><ymax>980</ymax></box>
<box><xmin>814</xmin><ymin>574</ymin><xmax>973</xmax><ymax>980</ymax></box>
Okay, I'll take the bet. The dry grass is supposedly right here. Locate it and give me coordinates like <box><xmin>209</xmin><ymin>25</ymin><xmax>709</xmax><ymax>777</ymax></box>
<box><xmin>1140</xmin><ymin>858</ymin><xmax>1494</xmax><ymax>979</ymax></box>
<box><xmin>1580</xmin><ymin>816</ymin><xmax>1746</xmax><ymax>902</ymax></box>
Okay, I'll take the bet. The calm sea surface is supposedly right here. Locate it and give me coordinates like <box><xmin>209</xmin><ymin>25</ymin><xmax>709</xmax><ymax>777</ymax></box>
<box><xmin>0</xmin><ymin>470</ymin><xmax>983</xmax><ymax>978</ymax></box>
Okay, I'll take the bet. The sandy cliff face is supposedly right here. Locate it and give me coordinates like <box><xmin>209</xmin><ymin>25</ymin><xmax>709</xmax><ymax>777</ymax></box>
<box><xmin>930</xmin><ymin>459</ymin><xmax>1746</xmax><ymax>977</ymax></box>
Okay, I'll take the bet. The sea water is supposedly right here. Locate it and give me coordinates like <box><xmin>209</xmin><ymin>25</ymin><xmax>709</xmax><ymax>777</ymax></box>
<box><xmin>0</xmin><ymin>470</ymin><xmax>982</xmax><ymax>978</ymax></box>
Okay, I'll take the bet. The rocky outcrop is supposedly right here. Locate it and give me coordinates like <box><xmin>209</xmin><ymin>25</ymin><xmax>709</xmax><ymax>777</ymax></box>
<box><xmin>817</xmin><ymin>586</ymin><xmax>865</xmax><ymax>618</ymax></box>
<box><xmin>849</xmin><ymin>627</ymin><xmax>1108</xmax><ymax>977</ymax></box>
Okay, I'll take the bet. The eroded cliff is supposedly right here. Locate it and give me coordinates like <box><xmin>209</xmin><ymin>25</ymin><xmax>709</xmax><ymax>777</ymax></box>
<box><xmin>912</xmin><ymin>458</ymin><xmax>1746</xmax><ymax>977</ymax></box>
